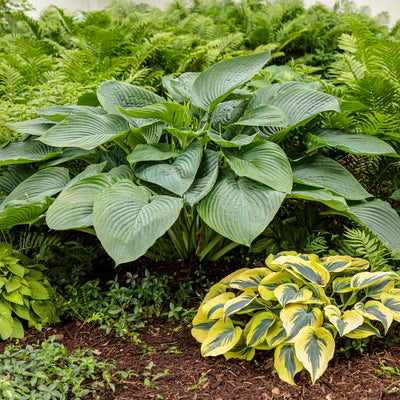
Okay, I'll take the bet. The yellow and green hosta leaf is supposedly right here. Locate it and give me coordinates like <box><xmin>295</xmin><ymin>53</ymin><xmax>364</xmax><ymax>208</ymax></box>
<box><xmin>354</xmin><ymin>301</ymin><xmax>393</xmax><ymax>334</ymax></box>
<box><xmin>245</xmin><ymin>310</ymin><xmax>276</xmax><ymax>347</ymax></box>
<box><xmin>265</xmin><ymin>252</ymin><xmax>298</xmax><ymax>271</ymax></box>
<box><xmin>274</xmin><ymin>343</ymin><xmax>303</xmax><ymax>385</ymax></box>
<box><xmin>306</xmin><ymin>283</ymin><xmax>331</xmax><ymax>305</ymax></box>
<box><xmin>346</xmin><ymin>258</ymin><xmax>370</xmax><ymax>271</ymax></box>
<box><xmin>223</xmin><ymin>289</ymin><xmax>257</xmax><ymax>321</ymax></box>
<box><xmin>344</xmin><ymin>319</ymin><xmax>381</xmax><ymax>339</ymax></box>
<box><xmin>389</xmin><ymin>289</ymin><xmax>400</xmax><ymax>295</ymax></box>
<box><xmin>321</xmin><ymin>255</ymin><xmax>352</xmax><ymax>273</ymax></box>
<box><xmin>230</xmin><ymin>268</ymin><xmax>271</xmax><ymax>290</ymax></box>
<box><xmin>258</xmin><ymin>271</ymin><xmax>303</xmax><ymax>301</ymax></box>
<box><xmin>280</xmin><ymin>304</ymin><xmax>324</xmax><ymax>341</ymax></box>
<box><xmin>366</xmin><ymin>279</ymin><xmax>395</xmax><ymax>300</ymax></box>
<box><xmin>274</xmin><ymin>283</ymin><xmax>313</xmax><ymax>307</ymax></box>
<box><xmin>294</xmin><ymin>326</ymin><xmax>335</xmax><ymax>384</ymax></box>
<box><xmin>2</xmin><ymin>290</ymin><xmax>24</xmax><ymax>305</ymax></box>
<box><xmin>191</xmin><ymin>306</ymin><xmax>217</xmax><ymax>343</ymax></box>
<box><xmin>324</xmin><ymin>305</ymin><xmax>363</xmax><ymax>336</ymax></box>
<box><xmin>332</xmin><ymin>276</ymin><xmax>352</xmax><ymax>293</ymax></box>
<box><xmin>201</xmin><ymin>318</ymin><xmax>242</xmax><ymax>357</ymax></box>
<box><xmin>381</xmin><ymin>293</ymin><xmax>400</xmax><ymax>322</ymax></box>
<box><xmin>266</xmin><ymin>320</ymin><xmax>288</xmax><ymax>348</ymax></box>
<box><xmin>351</xmin><ymin>272</ymin><xmax>397</xmax><ymax>290</ymax></box>
<box><xmin>219</xmin><ymin>268</ymin><xmax>249</xmax><ymax>286</ymax></box>
<box><xmin>201</xmin><ymin>283</ymin><xmax>227</xmax><ymax>305</ymax></box>
<box><xmin>0</xmin><ymin>312</ymin><xmax>14</xmax><ymax>340</ymax></box>
<box><xmin>202</xmin><ymin>292</ymin><xmax>235</xmax><ymax>320</ymax></box>
<box><xmin>270</xmin><ymin>255</ymin><xmax>330</xmax><ymax>286</ymax></box>
<box><xmin>224</xmin><ymin>334</ymin><xmax>255</xmax><ymax>361</ymax></box>
<box><xmin>297</xmin><ymin>254</ymin><xmax>320</xmax><ymax>262</ymax></box>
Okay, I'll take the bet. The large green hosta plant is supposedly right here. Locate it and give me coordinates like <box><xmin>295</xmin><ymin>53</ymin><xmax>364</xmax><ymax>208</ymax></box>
<box><xmin>1</xmin><ymin>51</ymin><xmax>400</xmax><ymax>264</ymax></box>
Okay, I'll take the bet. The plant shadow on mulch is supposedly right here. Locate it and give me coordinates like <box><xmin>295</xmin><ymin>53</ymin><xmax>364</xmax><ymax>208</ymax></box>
<box><xmin>2</xmin><ymin>256</ymin><xmax>400</xmax><ymax>400</ymax></box>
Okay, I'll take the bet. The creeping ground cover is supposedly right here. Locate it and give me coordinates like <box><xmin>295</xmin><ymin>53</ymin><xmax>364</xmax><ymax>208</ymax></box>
<box><xmin>192</xmin><ymin>252</ymin><xmax>400</xmax><ymax>385</ymax></box>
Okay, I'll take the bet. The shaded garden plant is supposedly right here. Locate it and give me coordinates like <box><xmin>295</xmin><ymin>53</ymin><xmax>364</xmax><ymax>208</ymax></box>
<box><xmin>191</xmin><ymin>251</ymin><xmax>400</xmax><ymax>385</ymax></box>
<box><xmin>1</xmin><ymin>51</ymin><xmax>400</xmax><ymax>265</ymax></box>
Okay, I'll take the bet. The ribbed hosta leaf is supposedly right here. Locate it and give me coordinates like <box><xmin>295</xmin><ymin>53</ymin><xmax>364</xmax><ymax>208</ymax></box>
<box><xmin>61</xmin><ymin>163</ymin><xmax>106</xmax><ymax>193</ymax></box>
<box><xmin>130</xmin><ymin>122</ymin><xmax>165</xmax><ymax>145</ymax></box>
<box><xmin>0</xmin><ymin>197</ymin><xmax>53</xmax><ymax>229</ymax></box>
<box><xmin>183</xmin><ymin>150</ymin><xmax>218</xmax><ymax>206</ymax></box>
<box><xmin>34</xmin><ymin>105</ymin><xmax>106</xmax><ymax>122</ymax></box>
<box><xmin>119</xmin><ymin>103</ymin><xmax>191</xmax><ymax>129</ymax></box>
<box><xmin>97</xmin><ymin>80</ymin><xmax>164</xmax><ymax>127</ymax></box>
<box><xmin>1</xmin><ymin>168</ymin><xmax>70</xmax><ymax>207</ymax></box>
<box><xmin>163</xmin><ymin>72</ymin><xmax>200</xmax><ymax>102</ymax></box>
<box><xmin>208</xmin><ymin>132</ymin><xmax>259</xmax><ymax>148</ymax></box>
<box><xmin>0</xmin><ymin>165</ymin><xmax>35</xmax><ymax>196</ymax></box>
<box><xmin>290</xmin><ymin>184</ymin><xmax>348</xmax><ymax>211</ymax></box>
<box><xmin>292</xmin><ymin>154</ymin><xmax>371</xmax><ymax>200</ymax></box>
<box><xmin>6</xmin><ymin>118</ymin><xmax>55</xmax><ymax>136</ymax></box>
<box><xmin>127</xmin><ymin>143</ymin><xmax>182</xmax><ymax>165</ymax></box>
<box><xmin>40</xmin><ymin>148</ymin><xmax>99</xmax><ymax>168</ymax></box>
<box><xmin>197</xmin><ymin>169</ymin><xmax>286</xmax><ymax>246</ymax></box>
<box><xmin>93</xmin><ymin>180</ymin><xmax>183</xmax><ymax>265</ymax></box>
<box><xmin>38</xmin><ymin>111</ymin><xmax>129</xmax><ymax>150</ymax></box>
<box><xmin>46</xmin><ymin>175</ymin><xmax>116</xmax><ymax>230</ymax></box>
<box><xmin>308</xmin><ymin>129</ymin><xmax>398</xmax><ymax>156</ymax></box>
<box><xmin>223</xmin><ymin>141</ymin><xmax>292</xmax><ymax>193</ymax></box>
<box><xmin>0</xmin><ymin>139</ymin><xmax>61</xmax><ymax>166</ymax></box>
<box><xmin>190</xmin><ymin>51</ymin><xmax>271</xmax><ymax>111</ymax></box>
<box><xmin>232</xmin><ymin>105</ymin><xmax>290</xmax><ymax>127</ymax></box>
<box><xmin>135</xmin><ymin>139</ymin><xmax>203</xmax><ymax>196</ymax></box>
<box><xmin>347</xmin><ymin>200</ymin><xmax>400</xmax><ymax>252</ymax></box>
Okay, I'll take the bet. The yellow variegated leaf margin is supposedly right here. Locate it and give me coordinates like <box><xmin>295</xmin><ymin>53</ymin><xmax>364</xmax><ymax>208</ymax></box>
<box><xmin>307</xmin><ymin>282</ymin><xmax>331</xmax><ymax>305</ymax></box>
<box><xmin>202</xmin><ymin>292</ymin><xmax>235</xmax><ymax>320</ymax></box>
<box><xmin>265</xmin><ymin>251</ymin><xmax>298</xmax><ymax>271</ymax></box>
<box><xmin>271</xmin><ymin>255</ymin><xmax>330</xmax><ymax>286</ymax></box>
<box><xmin>344</xmin><ymin>319</ymin><xmax>381</xmax><ymax>339</ymax></box>
<box><xmin>381</xmin><ymin>293</ymin><xmax>400</xmax><ymax>322</ymax></box>
<box><xmin>191</xmin><ymin>306</ymin><xmax>217</xmax><ymax>343</ymax></box>
<box><xmin>230</xmin><ymin>268</ymin><xmax>271</xmax><ymax>290</ymax></box>
<box><xmin>266</xmin><ymin>320</ymin><xmax>288</xmax><ymax>348</ymax></box>
<box><xmin>224</xmin><ymin>334</ymin><xmax>255</xmax><ymax>361</ymax></box>
<box><xmin>258</xmin><ymin>271</ymin><xmax>303</xmax><ymax>301</ymax></box>
<box><xmin>280</xmin><ymin>304</ymin><xmax>324</xmax><ymax>341</ymax></box>
<box><xmin>321</xmin><ymin>255</ymin><xmax>352</xmax><ymax>273</ymax></box>
<box><xmin>354</xmin><ymin>301</ymin><xmax>393</xmax><ymax>334</ymax></box>
<box><xmin>294</xmin><ymin>326</ymin><xmax>335</xmax><ymax>384</ymax></box>
<box><xmin>201</xmin><ymin>318</ymin><xmax>242</xmax><ymax>357</ymax></box>
<box><xmin>366</xmin><ymin>279</ymin><xmax>395</xmax><ymax>300</ymax></box>
<box><xmin>346</xmin><ymin>257</ymin><xmax>370</xmax><ymax>271</ymax></box>
<box><xmin>219</xmin><ymin>268</ymin><xmax>249</xmax><ymax>286</ymax></box>
<box><xmin>246</xmin><ymin>310</ymin><xmax>276</xmax><ymax>347</ymax></box>
<box><xmin>389</xmin><ymin>289</ymin><xmax>400</xmax><ymax>295</ymax></box>
<box><xmin>351</xmin><ymin>272</ymin><xmax>397</xmax><ymax>290</ymax></box>
<box><xmin>223</xmin><ymin>289</ymin><xmax>257</xmax><ymax>321</ymax></box>
<box><xmin>332</xmin><ymin>276</ymin><xmax>352</xmax><ymax>293</ymax></box>
<box><xmin>274</xmin><ymin>283</ymin><xmax>313</xmax><ymax>307</ymax></box>
<box><xmin>324</xmin><ymin>305</ymin><xmax>363</xmax><ymax>336</ymax></box>
<box><xmin>297</xmin><ymin>254</ymin><xmax>320</xmax><ymax>262</ymax></box>
<box><xmin>202</xmin><ymin>283</ymin><xmax>227</xmax><ymax>305</ymax></box>
<box><xmin>274</xmin><ymin>343</ymin><xmax>303</xmax><ymax>385</ymax></box>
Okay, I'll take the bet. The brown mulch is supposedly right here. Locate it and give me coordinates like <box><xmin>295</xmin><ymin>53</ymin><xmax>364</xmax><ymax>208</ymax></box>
<box><xmin>2</xmin><ymin>318</ymin><xmax>400</xmax><ymax>400</ymax></box>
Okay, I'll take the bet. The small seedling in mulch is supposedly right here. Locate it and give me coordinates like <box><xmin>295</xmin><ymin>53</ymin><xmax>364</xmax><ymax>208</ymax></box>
<box><xmin>375</xmin><ymin>358</ymin><xmax>400</xmax><ymax>393</ymax></box>
<box><xmin>187</xmin><ymin>373</ymin><xmax>208</xmax><ymax>392</ymax></box>
<box><xmin>165</xmin><ymin>346</ymin><xmax>181</xmax><ymax>354</ymax></box>
<box><xmin>142</xmin><ymin>362</ymin><xmax>170</xmax><ymax>390</ymax></box>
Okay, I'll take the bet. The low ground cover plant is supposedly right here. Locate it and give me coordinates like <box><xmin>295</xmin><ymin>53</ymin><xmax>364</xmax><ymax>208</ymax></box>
<box><xmin>0</xmin><ymin>242</ymin><xmax>57</xmax><ymax>340</ymax></box>
<box><xmin>1</xmin><ymin>51</ymin><xmax>399</xmax><ymax>266</ymax></box>
<box><xmin>192</xmin><ymin>251</ymin><xmax>400</xmax><ymax>385</ymax></box>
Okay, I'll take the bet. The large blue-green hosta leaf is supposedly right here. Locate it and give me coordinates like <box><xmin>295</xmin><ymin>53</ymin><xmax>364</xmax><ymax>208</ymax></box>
<box><xmin>197</xmin><ymin>169</ymin><xmax>286</xmax><ymax>246</ymax></box>
<box><xmin>46</xmin><ymin>175</ymin><xmax>117</xmax><ymax>230</ymax></box>
<box><xmin>127</xmin><ymin>143</ymin><xmax>182</xmax><ymax>165</ymax></box>
<box><xmin>34</xmin><ymin>105</ymin><xmax>106</xmax><ymax>122</ymax></box>
<box><xmin>292</xmin><ymin>154</ymin><xmax>371</xmax><ymax>200</ymax></box>
<box><xmin>135</xmin><ymin>139</ymin><xmax>203</xmax><ymax>196</ymax></box>
<box><xmin>6</xmin><ymin>118</ymin><xmax>56</xmax><ymax>136</ymax></box>
<box><xmin>163</xmin><ymin>72</ymin><xmax>200</xmax><ymax>102</ymax></box>
<box><xmin>0</xmin><ymin>139</ymin><xmax>61</xmax><ymax>166</ymax></box>
<box><xmin>40</xmin><ymin>148</ymin><xmax>99</xmax><ymax>168</ymax></box>
<box><xmin>308</xmin><ymin>129</ymin><xmax>399</xmax><ymax>156</ymax></box>
<box><xmin>190</xmin><ymin>51</ymin><xmax>271</xmax><ymax>111</ymax></box>
<box><xmin>93</xmin><ymin>180</ymin><xmax>183</xmax><ymax>265</ymax></box>
<box><xmin>347</xmin><ymin>200</ymin><xmax>400</xmax><ymax>252</ymax></box>
<box><xmin>97</xmin><ymin>80</ymin><xmax>164</xmax><ymax>127</ymax></box>
<box><xmin>222</xmin><ymin>141</ymin><xmax>292</xmax><ymax>193</ymax></box>
<box><xmin>1</xmin><ymin>168</ymin><xmax>70</xmax><ymax>208</ymax></box>
<box><xmin>38</xmin><ymin>111</ymin><xmax>129</xmax><ymax>150</ymax></box>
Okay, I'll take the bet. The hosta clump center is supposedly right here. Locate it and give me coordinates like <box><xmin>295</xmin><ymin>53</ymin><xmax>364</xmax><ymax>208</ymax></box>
<box><xmin>192</xmin><ymin>252</ymin><xmax>400</xmax><ymax>385</ymax></box>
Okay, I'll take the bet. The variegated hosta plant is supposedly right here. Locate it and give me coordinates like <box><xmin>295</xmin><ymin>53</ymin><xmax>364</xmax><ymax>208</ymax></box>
<box><xmin>1</xmin><ymin>50</ymin><xmax>400</xmax><ymax>264</ymax></box>
<box><xmin>192</xmin><ymin>252</ymin><xmax>400</xmax><ymax>385</ymax></box>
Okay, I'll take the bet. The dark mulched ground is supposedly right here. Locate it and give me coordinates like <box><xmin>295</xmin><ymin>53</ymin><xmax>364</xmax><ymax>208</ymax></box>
<box><xmin>2</xmin><ymin>255</ymin><xmax>400</xmax><ymax>399</ymax></box>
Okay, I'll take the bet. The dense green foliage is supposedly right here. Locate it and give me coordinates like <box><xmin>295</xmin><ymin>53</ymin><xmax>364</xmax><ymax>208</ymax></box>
<box><xmin>192</xmin><ymin>251</ymin><xmax>400</xmax><ymax>384</ymax></box>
